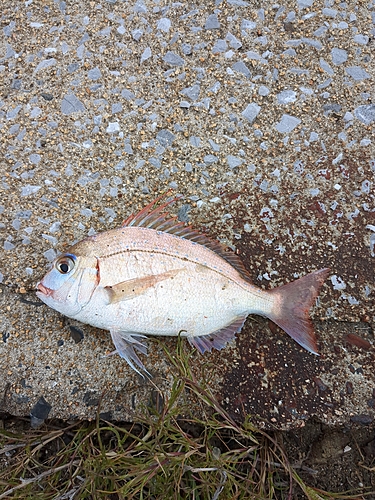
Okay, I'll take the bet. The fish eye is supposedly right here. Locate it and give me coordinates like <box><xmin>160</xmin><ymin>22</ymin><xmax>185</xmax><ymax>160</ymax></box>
<box><xmin>55</xmin><ymin>255</ymin><xmax>75</xmax><ymax>274</ymax></box>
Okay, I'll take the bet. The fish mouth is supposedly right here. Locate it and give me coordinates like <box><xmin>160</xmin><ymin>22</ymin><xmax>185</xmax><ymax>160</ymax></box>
<box><xmin>36</xmin><ymin>282</ymin><xmax>52</xmax><ymax>297</ymax></box>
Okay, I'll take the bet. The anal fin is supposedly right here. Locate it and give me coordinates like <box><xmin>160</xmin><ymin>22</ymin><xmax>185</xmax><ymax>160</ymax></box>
<box><xmin>188</xmin><ymin>316</ymin><xmax>247</xmax><ymax>354</ymax></box>
<box><xmin>110</xmin><ymin>330</ymin><xmax>150</xmax><ymax>376</ymax></box>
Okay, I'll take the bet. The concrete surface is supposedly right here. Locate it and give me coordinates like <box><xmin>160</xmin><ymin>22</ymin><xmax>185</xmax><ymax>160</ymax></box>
<box><xmin>0</xmin><ymin>0</ymin><xmax>374</xmax><ymax>429</ymax></box>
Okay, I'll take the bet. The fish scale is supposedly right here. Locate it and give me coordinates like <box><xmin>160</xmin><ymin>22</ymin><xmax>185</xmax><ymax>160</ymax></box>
<box><xmin>36</xmin><ymin>194</ymin><xmax>330</xmax><ymax>376</ymax></box>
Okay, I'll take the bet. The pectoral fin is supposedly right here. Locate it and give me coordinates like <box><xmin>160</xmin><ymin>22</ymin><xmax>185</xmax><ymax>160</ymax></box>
<box><xmin>105</xmin><ymin>268</ymin><xmax>182</xmax><ymax>304</ymax></box>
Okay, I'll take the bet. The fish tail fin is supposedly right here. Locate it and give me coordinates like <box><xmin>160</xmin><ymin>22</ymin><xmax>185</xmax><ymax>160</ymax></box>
<box><xmin>267</xmin><ymin>268</ymin><xmax>330</xmax><ymax>354</ymax></box>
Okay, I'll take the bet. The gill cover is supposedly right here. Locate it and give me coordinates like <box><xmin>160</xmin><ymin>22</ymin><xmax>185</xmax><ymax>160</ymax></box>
<box><xmin>40</xmin><ymin>253</ymin><xmax>99</xmax><ymax>316</ymax></box>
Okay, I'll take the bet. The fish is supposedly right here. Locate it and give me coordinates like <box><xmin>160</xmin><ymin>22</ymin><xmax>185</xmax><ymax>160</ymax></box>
<box><xmin>36</xmin><ymin>194</ymin><xmax>330</xmax><ymax>375</ymax></box>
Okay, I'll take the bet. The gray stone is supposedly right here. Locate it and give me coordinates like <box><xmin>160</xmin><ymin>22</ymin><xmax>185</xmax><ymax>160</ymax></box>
<box><xmin>21</xmin><ymin>185</ymin><xmax>41</xmax><ymax>196</ymax></box>
<box><xmin>331</xmin><ymin>48</ymin><xmax>347</xmax><ymax>65</ymax></box>
<box><xmin>212</xmin><ymin>40</ymin><xmax>227</xmax><ymax>53</ymax></box>
<box><xmin>34</xmin><ymin>58</ymin><xmax>56</xmax><ymax>74</ymax></box>
<box><xmin>106</xmin><ymin>122</ymin><xmax>120</xmax><ymax>133</ymax></box>
<box><xmin>178</xmin><ymin>204</ymin><xmax>191</xmax><ymax>222</ymax></box>
<box><xmin>199</xmin><ymin>98</ymin><xmax>210</xmax><ymax>110</ymax></box>
<box><xmin>318</xmin><ymin>79</ymin><xmax>332</xmax><ymax>89</ymax></box>
<box><xmin>314</xmin><ymin>26</ymin><xmax>327</xmax><ymax>36</ymax></box>
<box><xmin>181</xmin><ymin>43</ymin><xmax>192</xmax><ymax>55</ymax></box>
<box><xmin>157</xmin><ymin>18</ymin><xmax>171</xmax><ymax>32</ymax></box>
<box><xmin>134</xmin><ymin>0</ymin><xmax>147</xmax><ymax>13</ymax></box>
<box><xmin>275</xmin><ymin>6</ymin><xmax>285</xmax><ymax>20</ymax></box>
<box><xmin>241</xmin><ymin>19</ymin><xmax>256</xmax><ymax>31</ymax></box>
<box><xmin>156</xmin><ymin>129</ymin><xmax>176</xmax><ymax>147</ymax></box>
<box><xmin>88</xmin><ymin>67</ymin><xmax>102</xmax><ymax>80</ymax></box>
<box><xmin>163</xmin><ymin>51</ymin><xmax>185</xmax><ymax>66</ymax></box>
<box><xmin>322</xmin><ymin>8</ymin><xmax>337</xmax><ymax>17</ymax></box>
<box><xmin>190</xmin><ymin>136</ymin><xmax>201</xmax><ymax>147</ymax></box>
<box><xmin>227</xmin><ymin>155</ymin><xmax>243</xmax><ymax>169</ymax></box>
<box><xmin>320</xmin><ymin>58</ymin><xmax>334</xmax><ymax>75</ymax></box>
<box><xmin>205</xmin><ymin>13</ymin><xmax>220</xmax><ymax>30</ymax></box>
<box><xmin>115</xmin><ymin>160</ymin><xmax>125</xmax><ymax>170</ymax></box>
<box><xmin>124</xmin><ymin>143</ymin><xmax>133</xmax><ymax>154</ymax></box>
<box><xmin>76</xmin><ymin>44</ymin><xmax>85</xmax><ymax>59</ymax></box>
<box><xmin>141</xmin><ymin>47</ymin><xmax>152</xmax><ymax>63</ymax></box>
<box><xmin>275</xmin><ymin>114</ymin><xmax>301</xmax><ymax>133</ymax></box>
<box><xmin>93</xmin><ymin>115</ymin><xmax>102</xmax><ymax>125</ymax></box>
<box><xmin>3</xmin><ymin>21</ymin><xmax>16</xmax><ymax>37</ymax></box>
<box><xmin>3</xmin><ymin>241</ymin><xmax>15</xmax><ymax>251</ymax></box>
<box><xmin>7</xmin><ymin>105</ymin><xmax>22</xmax><ymax>120</ymax></box>
<box><xmin>232</xmin><ymin>61</ymin><xmax>251</xmax><ymax>78</ymax></box>
<box><xmin>132</xmin><ymin>28</ymin><xmax>143</xmax><ymax>41</ymax></box>
<box><xmin>148</xmin><ymin>157</ymin><xmax>161</xmax><ymax>168</ymax></box>
<box><xmin>258</xmin><ymin>86</ymin><xmax>270</xmax><ymax>96</ymax></box>
<box><xmin>100</xmin><ymin>26</ymin><xmax>111</xmax><ymax>36</ymax></box>
<box><xmin>11</xmin><ymin>79</ymin><xmax>22</xmax><ymax>90</ymax></box>
<box><xmin>30</xmin><ymin>396</ymin><xmax>52</xmax><ymax>428</ymax></box>
<box><xmin>242</xmin><ymin>103</ymin><xmax>261</xmax><ymax>123</ymax></box>
<box><xmin>67</xmin><ymin>63</ymin><xmax>79</xmax><ymax>73</ymax></box>
<box><xmin>285</xmin><ymin>39</ymin><xmax>301</xmax><ymax>47</ymax></box>
<box><xmin>81</xmin><ymin>208</ymin><xmax>93</xmax><ymax>217</ymax></box>
<box><xmin>228</xmin><ymin>0</ymin><xmax>249</xmax><ymax>4</ymax></box>
<box><xmin>283</xmin><ymin>48</ymin><xmax>297</xmax><ymax>57</ymax></box>
<box><xmin>297</xmin><ymin>0</ymin><xmax>314</xmax><ymax>7</ymax></box>
<box><xmin>61</xmin><ymin>94</ymin><xmax>86</xmax><ymax>115</ymax></box>
<box><xmin>246</xmin><ymin>50</ymin><xmax>261</xmax><ymax>61</ymax></box>
<box><xmin>181</xmin><ymin>84</ymin><xmax>200</xmax><ymax>101</ymax></box>
<box><xmin>122</xmin><ymin>89</ymin><xmax>135</xmax><ymax>100</ymax></box>
<box><xmin>353</xmin><ymin>34</ymin><xmax>369</xmax><ymax>45</ymax></box>
<box><xmin>346</xmin><ymin>66</ymin><xmax>371</xmax><ymax>81</ymax></box>
<box><xmin>277</xmin><ymin>90</ymin><xmax>297</xmax><ymax>104</ymax></box>
<box><xmin>204</xmin><ymin>155</ymin><xmax>218</xmax><ymax>164</ymax></box>
<box><xmin>29</xmin><ymin>154</ymin><xmax>41</xmax><ymax>164</ymax></box>
<box><xmin>209</xmin><ymin>81</ymin><xmax>221</xmax><ymax>93</ymax></box>
<box><xmin>354</xmin><ymin>105</ymin><xmax>375</xmax><ymax>125</ymax></box>
<box><xmin>5</xmin><ymin>43</ymin><xmax>15</xmax><ymax>59</ymax></box>
<box><xmin>208</xmin><ymin>139</ymin><xmax>220</xmax><ymax>151</ymax></box>
<box><xmin>17</xmin><ymin>128</ymin><xmax>26</xmax><ymax>141</ymax></box>
<box><xmin>226</xmin><ymin>32</ymin><xmax>242</xmax><ymax>49</ymax></box>
<box><xmin>301</xmin><ymin>38</ymin><xmax>322</xmax><ymax>50</ymax></box>
<box><xmin>43</xmin><ymin>248</ymin><xmax>57</xmax><ymax>261</ymax></box>
<box><xmin>41</xmin><ymin>93</ymin><xmax>54</xmax><ymax>101</ymax></box>
<box><xmin>323</xmin><ymin>104</ymin><xmax>341</xmax><ymax>114</ymax></box>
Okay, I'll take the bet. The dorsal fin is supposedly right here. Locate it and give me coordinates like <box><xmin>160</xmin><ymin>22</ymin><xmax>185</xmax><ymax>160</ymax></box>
<box><xmin>122</xmin><ymin>193</ymin><xmax>253</xmax><ymax>282</ymax></box>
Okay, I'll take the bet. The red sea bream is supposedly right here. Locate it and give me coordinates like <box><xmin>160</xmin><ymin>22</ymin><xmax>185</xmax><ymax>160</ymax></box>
<box><xmin>36</xmin><ymin>195</ymin><xmax>330</xmax><ymax>375</ymax></box>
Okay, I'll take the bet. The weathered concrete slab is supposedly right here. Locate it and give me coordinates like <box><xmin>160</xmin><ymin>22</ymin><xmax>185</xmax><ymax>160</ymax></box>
<box><xmin>1</xmin><ymin>285</ymin><xmax>374</xmax><ymax>429</ymax></box>
<box><xmin>0</xmin><ymin>0</ymin><xmax>374</xmax><ymax>429</ymax></box>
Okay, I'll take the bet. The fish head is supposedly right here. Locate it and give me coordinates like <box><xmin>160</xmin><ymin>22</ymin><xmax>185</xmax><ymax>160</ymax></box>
<box><xmin>36</xmin><ymin>252</ymin><xmax>99</xmax><ymax>317</ymax></box>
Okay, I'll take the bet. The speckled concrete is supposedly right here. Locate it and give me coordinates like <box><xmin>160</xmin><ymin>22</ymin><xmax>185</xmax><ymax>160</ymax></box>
<box><xmin>0</xmin><ymin>0</ymin><xmax>374</xmax><ymax>429</ymax></box>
